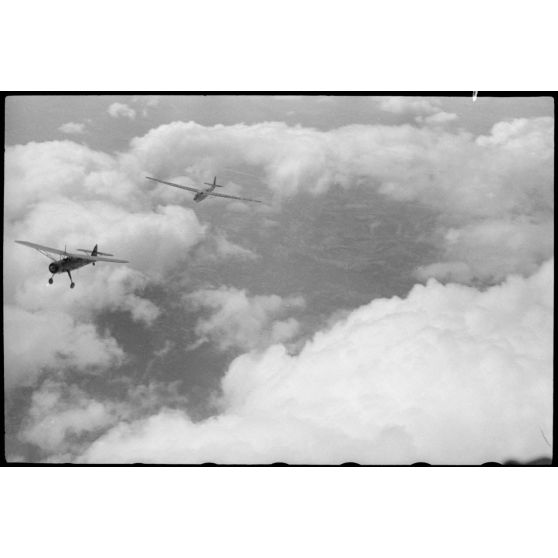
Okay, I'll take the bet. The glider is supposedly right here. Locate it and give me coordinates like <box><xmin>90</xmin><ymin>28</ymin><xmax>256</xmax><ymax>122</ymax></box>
<box><xmin>146</xmin><ymin>176</ymin><xmax>264</xmax><ymax>204</ymax></box>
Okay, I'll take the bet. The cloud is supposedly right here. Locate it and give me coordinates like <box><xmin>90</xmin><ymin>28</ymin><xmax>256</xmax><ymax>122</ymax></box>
<box><xmin>17</xmin><ymin>379</ymin><xmax>190</xmax><ymax>461</ymax></box>
<box><xmin>128</xmin><ymin>117</ymin><xmax>553</xmax><ymax>283</ymax></box>
<box><xmin>378</xmin><ymin>96</ymin><xmax>441</xmax><ymax>115</ymax></box>
<box><xmin>5</xmin><ymin>112</ymin><xmax>553</xmax><ymax>462</ymax></box>
<box><xmin>77</xmin><ymin>258</ymin><xmax>553</xmax><ymax>464</ymax></box>
<box><xmin>4</xmin><ymin>139</ymin><xmax>207</xmax><ymax>388</ymax></box>
<box><xmin>131</xmin><ymin>95</ymin><xmax>160</xmax><ymax>108</ymax></box>
<box><xmin>14</xmin><ymin>265</ymin><xmax>162</xmax><ymax>325</ymax></box>
<box><xmin>19</xmin><ymin>380</ymin><xmax>120</xmax><ymax>454</ymax></box>
<box><xmin>476</xmin><ymin>117</ymin><xmax>543</xmax><ymax>147</ymax></box>
<box><xmin>4</xmin><ymin>306</ymin><xmax>125</xmax><ymax>388</ymax></box>
<box><xmin>193</xmin><ymin>231</ymin><xmax>259</xmax><ymax>263</ymax></box>
<box><xmin>5</xmin><ymin>200</ymin><xmax>204</xmax><ymax>318</ymax></box>
<box><xmin>4</xmin><ymin>140</ymin><xmax>207</xmax><ymax>290</ymax></box>
<box><xmin>5</xmin><ymin>141</ymin><xmax>115</xmax><ymax>218</ymax></box>
<box><xmin>108</xmin><ymin>102</ymin><xmax>136</xmax><ymax>120</ymax></box>
<box><xmin>416</xmin><ymin>111</ymin><xmax>458</xmax><ymax>126</ymax></box>
<box><xmin>58</xmin><ymin>121</ymin><xmax>86</xmax><ymax>135</ymax></box>
<box><xmin>185</xmin><ymin>286</ymin><xmax>305</xmax><ymax>351</ymax></box>
<box><xmin>413</xmin><ymin>261</ymin><xmax>473</xmax><ymax>284</ymax></box>
<box><xmin>213</xmin><ymin>235</ymin><xmax>259</xmax><ymax>260</ymax></box>
<box><xmin>153</xmin><ymin>340</ymin><xmax>174</xmax><ymax>358</ymax></box>
<box><xmin>131</xmin><ymin>95</ymin><xmax>161</xmax><ymax>117</ymax></box>
<box><xmin>415</xmin><ymin>217</ymin><xmax>554</xmax><ymax>283</ymax></box>
<box><xmin>129</xmin><ymin>117</ymin><xmax>552</xmax><ymax>212</ymax></box>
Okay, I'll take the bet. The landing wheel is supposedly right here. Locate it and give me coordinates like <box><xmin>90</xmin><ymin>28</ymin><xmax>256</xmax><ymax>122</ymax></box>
<box><xmin>70</xmin><ymin>282</ymin><xmax>75</xmax><ymax>289</ymax></box>
<box><xmin>48</xmin><ymin>278</ymin><xmax>54</xmax><ymax>285</ymax></box>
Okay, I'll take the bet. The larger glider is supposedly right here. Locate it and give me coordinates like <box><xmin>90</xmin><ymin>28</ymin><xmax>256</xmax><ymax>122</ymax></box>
<box><xmin>146</xmin><ymin>176</ymin><xmax>263</xmax><ymax>204</ymax></box>
<box><xmin>15</xmin><ymin>241</ymin><xmax>129</xmax><ymax>288</ymax></box>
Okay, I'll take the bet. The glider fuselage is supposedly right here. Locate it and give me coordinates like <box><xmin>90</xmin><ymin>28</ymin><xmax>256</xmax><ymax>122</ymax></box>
<box><xmin>194</xmin><ymin>182</ymin><xmax>218</xmax><ymax>202</ymax></box>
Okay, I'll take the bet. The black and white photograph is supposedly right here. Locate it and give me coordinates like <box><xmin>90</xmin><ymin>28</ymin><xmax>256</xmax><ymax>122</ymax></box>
<box><xmin>3</xmin><ymin>94</ymin><xmax>554</xmax><ymax>465</ymax></box>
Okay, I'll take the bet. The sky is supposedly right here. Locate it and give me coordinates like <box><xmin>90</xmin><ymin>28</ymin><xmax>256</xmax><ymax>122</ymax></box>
<box><xmin>3</xmin><ymin>94</ymin><xmax>554</xmax><ymax>464</ymax></box>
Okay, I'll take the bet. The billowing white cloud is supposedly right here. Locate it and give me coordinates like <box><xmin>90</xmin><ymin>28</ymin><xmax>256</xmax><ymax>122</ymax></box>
<box><xmin>77</xmin><ymin>258</ymin><xmax>553</xmax><ymax>464</ymax></box>
<box><xmin>476</xmin><ymin>117</ymin><xmax>545</xmax><ymax>147</ymax></box>
<box><xmin>128</xmin><ymin>117</ymin><xmax>553</xmax><ymax>282</ymax></box>
<box><xmin>18</xmin><ymin>380</ymin><xmax>120</xmax><ymax>455</ymax></box>
<box><xmin>4</xmin><ymin>306</ymin><xmax>125</xmax><ymax>387</ymax></box>
<box><xmin>16</xmin><ymin>379</ymin><xmax>190</xmax><ymax>461</ymax></box>
<box><xmin>4</xmin><ymin>140</ymin><xmax>207</xmax><ymax>288</ymax></box>
<box><xmin>58</xmin><ymin>121</ymin><xmax>86</xmax><ymax>135</ymax></box>
<box><xmin>129</xmin><ymin>117</ymin><xmax>551</xmax><ymax>213</ymax></box>
<box><xmin>4</xmin><ymin>201</ymin><xmax>205</xmax><ymax>342</ymax></box>
<box><xmin>185</xmin><ymin>286</ymin><xmax>305</xmax><ymax>351</ymax></box>
<box><xmin>5</xmin><ymin>109</ymin><xmax>553</xmax><ymax>463</ymax></box>
<box><xmin>8</xmin><ymin>201</ymin><xmax>204</xmax><ymax>277</ymax></box>
<box><xmin>5</xmin><ymin>141</ymin><xmax>115</xmax><ymax>218</ymax></box>
<box><xmin>4</xmin><ymin>139</ymin><xmax>207</xmax><ymax>388</ymax></box>
<box><xmin>415</xmin><ymin>217</ymin><xmax>554</xmax><ymax>283</ymax></box>
<box><xmin>107</xmin><ymin>102</ymin><xmax>136</xmax><ymax>120</ymax></box>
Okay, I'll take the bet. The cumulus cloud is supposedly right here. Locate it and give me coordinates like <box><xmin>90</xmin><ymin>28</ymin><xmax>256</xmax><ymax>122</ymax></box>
<box><xmin>13</xmin><ymin>113</ymin><xmax>548</xmax><ymax>291</ymax></box>
<box><xmin>4</xmin><ymin>200</ymin><xmax>204</xmax><ymax>337</ymax></box>
<box><xmin>4</xmin><ymin>140</ymin><xmax>207</xmax><ymax>287</ymax></box>
<box><xmin>127</xmin><ymin>116</ymin><xmax>553</xmax><ymax>282</ymax></box>
<box><xmin>185</xmin><ymin>286</ymin><xmax>305</xmax><ymax>351</ymax></box>
<box><xmin>5</xmin><ymin>109</ymin><xmax>553</xmax><ymax>463</ymax></box>
<box><xmin>129</xmin><ymin>117</ymin><xmax>551</xmax><ymax>212</ymax></box>
<box><xmin>5</xmin><ymin>141</ymin><xmax>115</xmax><ymax>217</ymax></box>
<box><xmin>16</xmin><ymin>379</ymin><xmax>191</xmax><ymax>461</ymax></box>
<box><xmin>5</xmin><ymin>115</ymin><xmax>552</xmax><ymax>388</ymax></box>
<box><xmin>58</xmin><ymin>121</ymin><xmax>86</xmax><ymax>135</ymax></box>
<box><xmin>77</xmin><ymin>258</ymin><xmax>553</xmax><ymax>464</ymax></box>
<box><xmin>4</xmin><ymin>139</ymin><xmax>207</xmax><ymax>389</ymax></box>
<box><xmin>415</xmin><ymin>217</ymin><xmax>554</xmax><ymax>283</ymax></box>
<box><xmin>19</xmin><ymin>380</ymin><xmax>120</xmax><ymax>455</ymax></box>
<box><xmin>107</xmin><ymin>102</ymin><xmax>136</xmax><ymax>120</ymax></box>
<box><xmin>4</xmin><ymin>306</ymin><xmax>125</xmax><ymax>387</ymax></box>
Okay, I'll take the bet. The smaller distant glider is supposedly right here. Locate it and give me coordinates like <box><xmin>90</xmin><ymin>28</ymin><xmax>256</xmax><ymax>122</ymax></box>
<box><xmin>15</xmin><ymin>240</ymin><xmax>129</xmax><ymax>289</ymax></box>
<box><xmin>146</xmin><ymin>176</ymin><xmax>264</xmax><ymax>204</ymax></box>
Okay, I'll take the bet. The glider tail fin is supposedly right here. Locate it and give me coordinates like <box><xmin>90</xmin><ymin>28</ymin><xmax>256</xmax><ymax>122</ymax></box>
<box><xmin>204</xmin><ymin>176</ymin><xmax>225</xmax><ymax>188</ymax></box>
